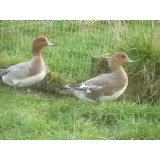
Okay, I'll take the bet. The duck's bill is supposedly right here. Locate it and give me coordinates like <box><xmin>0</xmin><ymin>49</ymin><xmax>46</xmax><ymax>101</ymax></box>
<box><xmin>47</xmin><ymin>42</ymin><xmax>54</xmax><ymax>46</ymax></box>
<box><xmin>127</xmin><ymin>58</ymin><xmax>134</xmax><ymax>63</ymax></box>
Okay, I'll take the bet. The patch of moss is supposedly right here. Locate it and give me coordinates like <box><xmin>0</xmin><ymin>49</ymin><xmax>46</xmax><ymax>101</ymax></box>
<box><xmin>91</xmin><ymin>54</ymin><xmax>111</xmax><ymax>76</ymax></box>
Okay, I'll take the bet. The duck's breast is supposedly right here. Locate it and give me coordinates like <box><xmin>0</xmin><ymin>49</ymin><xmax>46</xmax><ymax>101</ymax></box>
<box><xmin>13</xmin><ymin>70</ymin><xmax>46</xmax><ymax>87</ymax></box>
<box><xmin>99</xmin><ymin>83</ymin><xmax>128</xmax><ymax>102</ymax></box>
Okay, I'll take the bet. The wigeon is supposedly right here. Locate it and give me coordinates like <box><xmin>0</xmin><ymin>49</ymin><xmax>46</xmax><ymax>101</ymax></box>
<box><xmin>60</xmin><ymin>52</ymin><xmax>134</xmax><ymax>103</ymax></box>
<box><xmin>0</xmin><ymin>36</ymin><xmax>54</xmax><ymax>90</ymax></box>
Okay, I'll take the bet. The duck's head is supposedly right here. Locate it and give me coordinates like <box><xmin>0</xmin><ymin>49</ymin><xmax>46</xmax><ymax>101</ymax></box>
<box><xmin>32</xmin><ymin>36</ymin><xmax>54</xmax><ymax>55</ymax></box>
<box><xmin>109</xmin><ymin>52</ymin><xmax>134</xmax><ymax>71</ymax></box>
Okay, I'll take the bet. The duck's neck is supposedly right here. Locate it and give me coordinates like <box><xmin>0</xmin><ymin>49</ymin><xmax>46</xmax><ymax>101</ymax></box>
<box><xmin>113</xmin><ymin>67</ymin><xmax>128</xmax><ymax>84</ymax></box>
<box><xmin>32</xmin><ymin>46</ymin><xmax>42</xmax><ymax>56</ymax></box>
<box><xmin>28</xmin><ymin>55</ymin><xmax>46</xmax><ymax>75</ymax></box>
<box><xmin>111</xmin><ymin>66</ymin><xmax>123</xmax><ymax>72</ymax></box>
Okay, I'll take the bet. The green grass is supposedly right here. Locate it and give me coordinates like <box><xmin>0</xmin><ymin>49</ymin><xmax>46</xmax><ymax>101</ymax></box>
<box><xmin>0</xmin><ymin>86</ymin><xmax>160</xmax><ymax>140</ymax></box>
<box><xmin>1</xmin><ymin>20</ymin><xmax>160</xmax><ymax>139</ymax></box>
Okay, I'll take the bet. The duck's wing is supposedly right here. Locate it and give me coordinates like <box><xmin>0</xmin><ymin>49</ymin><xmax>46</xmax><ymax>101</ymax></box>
<box><xmin>66</xmin><ymin>83</ymin><xmax>103</xmax><ymax>92</ymax></box>
<box><xmin>0</xmin><ymin>62</ymin><xmax>30</xmax><ymax>78</ymax></box>
<box><xmin>65</xmin><ymin>73</ymin><xmax>113</xmax><ymax>93</ymax></box>
<box><xmin>84</xmin><ymin>73</ymin><xmax>113</xmax><ymax>86</ymax></box>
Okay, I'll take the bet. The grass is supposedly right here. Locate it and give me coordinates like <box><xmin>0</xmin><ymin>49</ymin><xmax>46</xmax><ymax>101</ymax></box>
<box><xmin>1</xmin><ymin>20</ymin><xmax>160</xmax><ymax>139</ymax></box>
<box><xmin>0</xmin><ymin>86</ymin><xmax>160</xmax><ymax>140</ymax></box>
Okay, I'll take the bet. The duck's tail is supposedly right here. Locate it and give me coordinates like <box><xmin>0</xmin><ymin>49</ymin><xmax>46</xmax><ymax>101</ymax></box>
<box><xmin>0</xmin><ymin>66</ymin><xmax>8</xmax><ymax>70</ymax></box>
<box><xmin>0</xmin><ymin>68</ymin><xmax>4</xmax><ymax>78</ymax></box>
<box><xmin>0</xmin><ymin>68</ymin><xmax>4</xmax><ymax>72</ymax></box>
<box><xmin>0</xmin><ymin>67</ymin><xmax>9</xmax><ymax>78</ymax></box>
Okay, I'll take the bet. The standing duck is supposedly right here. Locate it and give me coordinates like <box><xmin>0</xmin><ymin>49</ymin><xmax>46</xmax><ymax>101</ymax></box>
<box><xmin>0</xmin><ymin>36</ymin><xmax>54</xmax><ymax>90</ymax></box>
<box><xmin>60</xmin><ymin>52</ymin><xmax>134</xmax><ymax>103</ymax></box>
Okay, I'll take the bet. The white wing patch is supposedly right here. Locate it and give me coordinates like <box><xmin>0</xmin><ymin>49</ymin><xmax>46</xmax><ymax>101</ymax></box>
<box><xmin>86</xmin><ymin>88</ymin><xmax>92</xmax><ymax>93</ymax></box>
<box><xmin>13</xmin><ymin>68</ymin><xmax>20</xmax><ymax>71</ymax></box>
<box><xmin>80</xmin><ymin>83</ymin><xmax>103</xmax><ymax>94</ymax></box>
<box><xmin>80</xmin><ymin>84</ymin><xmax>88</xmax><ymax>88</ymax></box>
<box><xmin>65</xmin><ymin>85</ymin><xmax>70</xmax><ymax>88</ymax></box>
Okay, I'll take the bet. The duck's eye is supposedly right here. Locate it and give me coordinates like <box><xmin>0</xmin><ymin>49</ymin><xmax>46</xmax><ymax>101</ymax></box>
<box><xmin>122</xmin><ymin>55</ymin><xmax>126</xmax><ymax>58</ymax></box>
<box><xmin>41</xmin><ymin>39</ymin><xmax>45</xmax><ymax>42</ymax></box>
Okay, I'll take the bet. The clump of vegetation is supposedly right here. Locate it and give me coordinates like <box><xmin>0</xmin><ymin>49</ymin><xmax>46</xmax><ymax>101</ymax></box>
<box><xmin>36</xmin><ymin>71</ymin><xmax>69</xmax><ymax>93</ymax></box>
<box><xmin>91</xmin><ymin>54</ymin><xmax>111</xmax><ymax>76</ymax></box>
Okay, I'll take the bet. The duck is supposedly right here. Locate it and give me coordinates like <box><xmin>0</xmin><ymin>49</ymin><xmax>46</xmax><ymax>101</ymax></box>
<box><xmin>60</xmin><ymin>52</ymin><xmax>134</xmax><ymax>103</ymax></box>
<box><xmin>0</xmin><ymin>36</ymin><xmax>54</xmax><ymax>91</ymax></box>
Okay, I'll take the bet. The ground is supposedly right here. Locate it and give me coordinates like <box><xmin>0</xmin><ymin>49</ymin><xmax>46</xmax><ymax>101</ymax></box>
<box><xmin>0</xmin><ymin>86</ymin><xmax>160</xmax><ymax>140</ymax></box>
